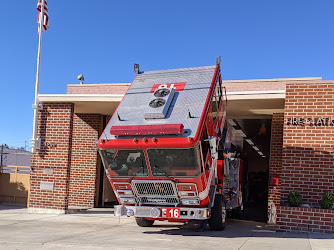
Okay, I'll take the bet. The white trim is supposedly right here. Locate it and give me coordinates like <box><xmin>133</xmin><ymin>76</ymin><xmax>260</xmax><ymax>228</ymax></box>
<box><xmin>38</xmin><ymin>90</ymin><xmax>286</xmax><ymax>103</ymax></box>
<box><xmin>199</xmin><ymin>164</ymin><xmax>215</xmax><ymax>200</ymax></box>
<box><xmin>39</xmin><ymin>90</ymin><xmax>284</xmax><ymax>98</ymax></box>
<box><xmin>227</xmin><ymin>93</ymin><xmax>285</xmax><ymax>101</ymax></box>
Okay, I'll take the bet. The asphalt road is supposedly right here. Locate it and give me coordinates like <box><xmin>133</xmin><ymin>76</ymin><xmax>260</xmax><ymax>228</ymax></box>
<box><xmin>0</xmin><ymin>205</ymin><xmax>333</xmax><ymax>250</ymax></box>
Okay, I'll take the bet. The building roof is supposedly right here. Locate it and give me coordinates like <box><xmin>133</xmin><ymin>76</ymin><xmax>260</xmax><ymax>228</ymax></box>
<box><xmin>39</xmin><ymin>76</ymin><xmax>325</xmax><ymax>119</ymax></box>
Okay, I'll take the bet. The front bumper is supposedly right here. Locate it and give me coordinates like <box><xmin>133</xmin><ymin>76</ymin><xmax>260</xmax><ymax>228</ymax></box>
<box><xmin>114</xmin><ymin>205</ymin><xmax>208</xmax><ymax>220</ymax></box>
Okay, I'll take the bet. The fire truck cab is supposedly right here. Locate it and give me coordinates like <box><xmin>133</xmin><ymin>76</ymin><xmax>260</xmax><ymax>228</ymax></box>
<box><xmin>97</xmin><ymin>60</ymin><xmax>244</xmax><ymax>230</ymax></box>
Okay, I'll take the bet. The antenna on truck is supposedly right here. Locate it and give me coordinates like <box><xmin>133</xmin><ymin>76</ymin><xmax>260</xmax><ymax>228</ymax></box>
<box><xmin>216</xmin><ymin>56</ymin><xmax>221</xmax><ymax>65</ymax></box>
<box><xmin>134</xmin><ymin>63</ymin><xmax>140</xmax><ymax>74</ymax></box>
<box><xmin>117</xmin><ymin>112</ymin><xmax>123</xmax><ymax>121</ymax></box>
<box><xmin>187</xmin><ymin>108</ymin><xmax>193</xmax><ymax>119</ymax></box>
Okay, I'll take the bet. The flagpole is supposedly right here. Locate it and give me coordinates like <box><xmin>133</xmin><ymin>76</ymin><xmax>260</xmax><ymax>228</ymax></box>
<box><xmin>31</xmin><ymin>0</ymin><xmax>45</xmax><ymax>153</ymax></box>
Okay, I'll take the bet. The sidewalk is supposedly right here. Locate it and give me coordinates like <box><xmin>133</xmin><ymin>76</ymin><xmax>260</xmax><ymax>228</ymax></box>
<box><xmin>0</xmin><ymin>204</ymin><xmax>333</xmax><ymax>250</ymax></box>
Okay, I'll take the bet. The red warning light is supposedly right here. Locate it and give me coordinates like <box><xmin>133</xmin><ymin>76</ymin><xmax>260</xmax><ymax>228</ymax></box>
<box><xmin>110</xmin><ymin>124</ymin><xmax>184</xmax><ymax>136</ymax></box>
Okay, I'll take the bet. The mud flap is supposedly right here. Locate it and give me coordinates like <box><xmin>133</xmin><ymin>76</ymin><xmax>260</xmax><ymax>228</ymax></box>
<box><xmin>114</xmin><ymin>205</ymin><xmax>127</xmax><ymax>216</ymax></box>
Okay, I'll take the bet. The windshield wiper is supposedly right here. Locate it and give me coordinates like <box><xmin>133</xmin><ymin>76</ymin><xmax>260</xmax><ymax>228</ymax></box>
<box><xmin>153</xmin><ymin>164</ymin><xmax>179</xmax><ymax>183</ymax></box>
<box><xmin>128</xmin><ymin>158</ymin><xmax>146</xmax><ymax>183</ymax></box>
<box><xmin>127</xmin><ymin>166</ymin><xmax>144</xmax><ymax>183</ymax></box>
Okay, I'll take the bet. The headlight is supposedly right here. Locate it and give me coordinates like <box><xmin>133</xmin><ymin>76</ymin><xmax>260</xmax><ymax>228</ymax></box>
<box><xmin>120</xmin><ymin>198</ymin><xmax>136</xmax><ymax>204</ymax></box>
<box><xmin>181</xmin><ymin>199</ymin><xmax>200</xmax><ymax>205</ymax></box>
<box><xmin>178</xmin><ymin>191</ymin><xmax>196</xmax><ymax>197</ymax></box>
<box><xmin>118</xmin><ymin>190</ymin><xmax>133</xmax><ymax>196</ymax></box>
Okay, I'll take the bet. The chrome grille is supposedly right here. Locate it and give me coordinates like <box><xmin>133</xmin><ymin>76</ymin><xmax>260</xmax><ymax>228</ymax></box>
<box><xmin>132</xmin><ymin>181</ymin><xmax>176</xmax><ymax>196</ymax></box>
<box><xmin>138</xmin><ymin>197</ymin><xmax>179</xmax><ymax>205</ymax></box>
<box><xmin>131</xmin><ymin>180</ymin><xmax>179</xmax><ymax>205</ymax></box>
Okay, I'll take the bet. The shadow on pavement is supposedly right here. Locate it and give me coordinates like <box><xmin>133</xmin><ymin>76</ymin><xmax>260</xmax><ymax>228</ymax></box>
<box><xmin>0</xmin><ymin>204</ymin><xmax>26</xmax><ymax>211</ymax></box>
<box><xmin>142</xmin><ymin>219</ymin><xmax>334</xmax><ymax>239</ymax></box>
<box><xmin>71</xmin><ymin>208</ymin><xmax>115</xmax><ymax>215</ymax></box>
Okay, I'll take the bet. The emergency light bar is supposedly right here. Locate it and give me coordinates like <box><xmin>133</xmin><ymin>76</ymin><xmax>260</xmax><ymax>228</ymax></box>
<box><xmin>110</xmin><ymin>124</ymin><xmax>184</xmax><ymax>136</ymax></box>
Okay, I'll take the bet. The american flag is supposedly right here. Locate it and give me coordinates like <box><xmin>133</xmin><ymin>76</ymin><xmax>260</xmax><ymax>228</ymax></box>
<box><xmin>37</xmin><ymin>0</ymin><xmax>49</xmax><ymax>31</ymax></box>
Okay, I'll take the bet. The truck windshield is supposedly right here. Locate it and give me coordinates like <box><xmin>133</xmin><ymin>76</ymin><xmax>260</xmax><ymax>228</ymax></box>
<box><xmin>147</xmin><ymin>146</ymin><xmax>202</xmax><ymax>177</ymax></box>
<box><xmin>99</xmin><ymin>149</ymin><xmax>148</xmax><ymax>177</ymax></box>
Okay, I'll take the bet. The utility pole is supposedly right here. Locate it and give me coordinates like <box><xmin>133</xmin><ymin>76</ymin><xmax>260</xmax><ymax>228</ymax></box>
<box><xmin>0</xmin><ymin>144</ymin><xmax>3</xmax><ymax>166</ymax></box>
<box><xmin>0</xmin><ymin>144</ymin><xmax>8</xmax><ymax>169</ymax></box>
<box><xmin>0</xmin><ymin>144</ymin><xmax>3</xmax><ymax>173</ymax></box>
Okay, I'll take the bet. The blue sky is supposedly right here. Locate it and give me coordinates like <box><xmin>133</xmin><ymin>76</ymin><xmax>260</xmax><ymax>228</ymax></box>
<box><xmin>1</xmin><ymin>0</ymin><xmax>334</xmax><ymax>148</ymax></box>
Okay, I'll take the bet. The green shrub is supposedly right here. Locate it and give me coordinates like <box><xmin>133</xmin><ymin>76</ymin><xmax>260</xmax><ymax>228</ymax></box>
<box><xmin>319</xmin><ymin>192</ymin><xmax>334</xmax><ymax>209</ymax></box>
<box><xmin>287</xmin><ymin>190</ymin><xmax>302</xmax><ymax>207</ymax></box>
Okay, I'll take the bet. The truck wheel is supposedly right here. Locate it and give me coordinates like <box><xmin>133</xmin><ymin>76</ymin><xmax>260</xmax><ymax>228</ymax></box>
<box><xmin>135</xmin><ymin>218</ymin><xmax>154</xmax><ymax>227</ymax></box>
<box><xmin>208</xmin><ymin>194</ymin><xmax>226</xmax><ymax>231</ymax></box>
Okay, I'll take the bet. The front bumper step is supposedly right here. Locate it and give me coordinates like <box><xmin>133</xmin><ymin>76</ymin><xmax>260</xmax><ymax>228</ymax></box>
<box><xmin>114</xmin><ymin>205</ymin><xmax>208</xmax><ymax>220</ymax></box>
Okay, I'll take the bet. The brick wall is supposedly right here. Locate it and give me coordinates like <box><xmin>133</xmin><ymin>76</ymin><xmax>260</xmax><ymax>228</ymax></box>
<box><xmin>277</xmin><ymin>206</ymin><xmax>334</xmax><ymax>233</ymax></box>
<box><xmin>29</xmin><ymin>103</ymin><xmax>74</xmax><ymax>213</ymax></box>
<box><xmin>223</xmin><ymin>80</ymin><xmax>285</xmax><ymax>93</ymax></box>
<box><xmin>68</xmin><ymin>113</ymin><xmax>102</xmax><ymax>208</ymax></box>
<box><xmin>29</xmin><ymin>104</ymin><xmax>103</xmax><ymax>212</ymax></box>
<box><xmin>67</xmin><ymin>84</ymin><xmax>130</xmax><ymax>95</ymax></box>
<box><xmin>281</xmin><ymin>82</ymin><xmax>334</xmax><ymax>208</ymax></box>
<box><xmin>268</xmin><ymin>113</ymin><xmax>284</xmax><ymax>215</ymax></box>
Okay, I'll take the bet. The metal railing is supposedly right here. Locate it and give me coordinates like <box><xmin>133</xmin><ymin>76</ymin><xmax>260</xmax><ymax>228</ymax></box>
<box><xmin>0</xmin><ymin>165</ymin><xmax>30</xmax><ymax>174</ymax></box>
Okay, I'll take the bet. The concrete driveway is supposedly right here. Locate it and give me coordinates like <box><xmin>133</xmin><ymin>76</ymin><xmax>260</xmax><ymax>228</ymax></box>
<box><xmin>0</xmin><ymin>205</ymin><xmax>333</xmax><ymax>250</ymax></box>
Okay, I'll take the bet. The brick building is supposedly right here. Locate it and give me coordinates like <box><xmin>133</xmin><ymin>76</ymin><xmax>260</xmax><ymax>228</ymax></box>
<box><xmin>29</xmin><ymin>74</ymin><xmax>334</xmax><ymax>233</ymax></box>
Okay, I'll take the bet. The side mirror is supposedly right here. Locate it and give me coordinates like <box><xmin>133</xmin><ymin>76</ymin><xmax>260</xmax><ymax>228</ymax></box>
<box><xmin>208</xmin><ymin>137</ymin><xmax>218</xmax><ymax>161</ymax></box>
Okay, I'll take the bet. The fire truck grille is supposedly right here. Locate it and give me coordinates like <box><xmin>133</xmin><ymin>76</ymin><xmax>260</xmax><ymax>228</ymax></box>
<box><xmin>131</xmin><ymin>180</ymin><xmax>179</xmax><ymax>205</ymax></box>
<box><xmin>132</xmin><ymin>181</ymin><xmax>176</xmax><ymax>196</ymax></box>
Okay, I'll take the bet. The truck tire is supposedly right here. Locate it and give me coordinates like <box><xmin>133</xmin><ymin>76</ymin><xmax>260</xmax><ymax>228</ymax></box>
<box><xmin>135</xmin><ymin>218</ymin><xmax>154</xmax><ymax>227</ymax></box>
<box><xmin>208</xmin><ymin>194</ymin><xmax>226</xmax><ymax>231</ymax></box>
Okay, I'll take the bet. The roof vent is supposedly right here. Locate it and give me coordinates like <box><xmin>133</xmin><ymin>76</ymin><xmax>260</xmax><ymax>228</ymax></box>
<box><xmin>144</xmin><ymin>87</ymin><xmax>175</xmax><ymax>119</ymax></box>
<box><xmin>149</xmin><ymin>98</ymin><xmax>166</xmax><ymax>108</ymax></box>
<box><xmin>154</xmin><ymin>88</ymin><xmax>170</xmax><ymax>97</ymax></box>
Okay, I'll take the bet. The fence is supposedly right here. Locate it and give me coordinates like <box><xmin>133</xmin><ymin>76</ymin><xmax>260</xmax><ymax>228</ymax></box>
<box><xmin>0</xmin><ymin>165</ymin><xmax>30</xmax><ymax>206</ymax></box>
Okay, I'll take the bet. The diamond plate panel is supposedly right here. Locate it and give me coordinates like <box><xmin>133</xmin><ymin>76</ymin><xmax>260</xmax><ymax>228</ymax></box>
<box><xmin>105</xmin><ymin>65</ymin><xmax>217</xmax><ymax>139</ymax></box>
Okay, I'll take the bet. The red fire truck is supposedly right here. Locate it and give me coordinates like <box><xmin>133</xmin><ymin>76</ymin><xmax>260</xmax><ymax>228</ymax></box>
<box><xmin>97</xmin><ymin>59</ymin><xmax>244</xmax><ymax>230</ymax></box>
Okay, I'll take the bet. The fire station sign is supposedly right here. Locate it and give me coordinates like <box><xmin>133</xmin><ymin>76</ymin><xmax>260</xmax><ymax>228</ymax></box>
<box><xmin>286</xmin><ymin>117</ymin><xmax>334</xmax><ymax>126</ymax></box>
<box><xmin>41</xmin><ymin>141</ymin><xmax>57</xmax><ymax>149</ymax></box>
<box><xmin>40</xmin><ymin>181</ymin><xmax>54</xmax><ymax>191</ymax></box>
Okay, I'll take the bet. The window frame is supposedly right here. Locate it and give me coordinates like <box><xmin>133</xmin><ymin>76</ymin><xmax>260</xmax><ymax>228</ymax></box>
<box><xmin>147</xmin><ymin>146</ymin><xmax>203</xmax><ymax>177</ymax></box>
